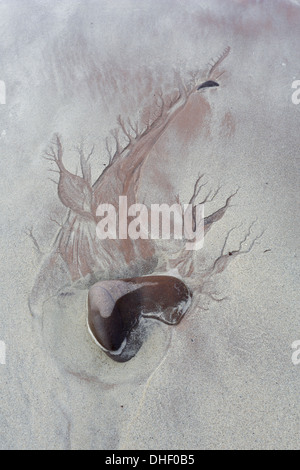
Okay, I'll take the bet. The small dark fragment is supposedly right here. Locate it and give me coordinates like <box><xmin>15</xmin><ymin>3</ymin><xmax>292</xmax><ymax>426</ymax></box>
<box><xmin>197</xmin><ymin>80</ymin><xmax>220</xmax><ymax>90</ymax></box>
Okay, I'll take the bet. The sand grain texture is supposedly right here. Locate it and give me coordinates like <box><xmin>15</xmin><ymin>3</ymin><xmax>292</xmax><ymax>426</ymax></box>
<box><xmin>0</xmin><ymin>0</ymin><xmax>299</xmax><ymax>450</ymax></box>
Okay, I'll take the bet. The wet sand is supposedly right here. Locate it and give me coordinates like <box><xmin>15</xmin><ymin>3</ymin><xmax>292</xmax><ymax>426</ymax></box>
<box><xmin>0</xmin><ymin>0</ymin><xmax>299</xmax><ymax>450</ymax></box>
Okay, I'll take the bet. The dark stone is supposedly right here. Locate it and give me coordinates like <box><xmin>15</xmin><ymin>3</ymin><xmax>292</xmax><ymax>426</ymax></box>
<box><xmin>197</xmin><ymin>80</ymin><xmax>219</xmax><ymax>90</ymax></box>
<box><xmin>88</xmin><ymin>276</ymin><xmax>192</xmax><ymax>362</ymax></box>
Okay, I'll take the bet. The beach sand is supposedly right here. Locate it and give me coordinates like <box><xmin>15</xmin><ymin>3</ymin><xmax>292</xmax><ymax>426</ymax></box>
<box><xmin>0</xmin><ymin>0</ymin><xmax>299</xmax><ymax>449</ymax></box>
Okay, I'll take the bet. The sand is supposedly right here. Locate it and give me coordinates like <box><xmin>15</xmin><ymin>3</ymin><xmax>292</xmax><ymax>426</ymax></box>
<box><xmin>0</xmin><ymin>0</ymin><xmax>299</xmax><ymax>450</ymax></box>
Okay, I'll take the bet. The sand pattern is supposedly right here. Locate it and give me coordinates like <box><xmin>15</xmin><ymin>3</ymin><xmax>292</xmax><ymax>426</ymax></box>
<box><xmin>0</xmin><ymin>0</ymin><xmax>299</xmax><ymax>450</ymax></box>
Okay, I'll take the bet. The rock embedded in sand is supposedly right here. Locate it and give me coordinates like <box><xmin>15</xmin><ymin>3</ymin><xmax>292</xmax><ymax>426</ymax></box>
<box><xmin>87</xmin><ymin>276</ymin><xmax>192</xmax><ymax>362</ymax></box>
